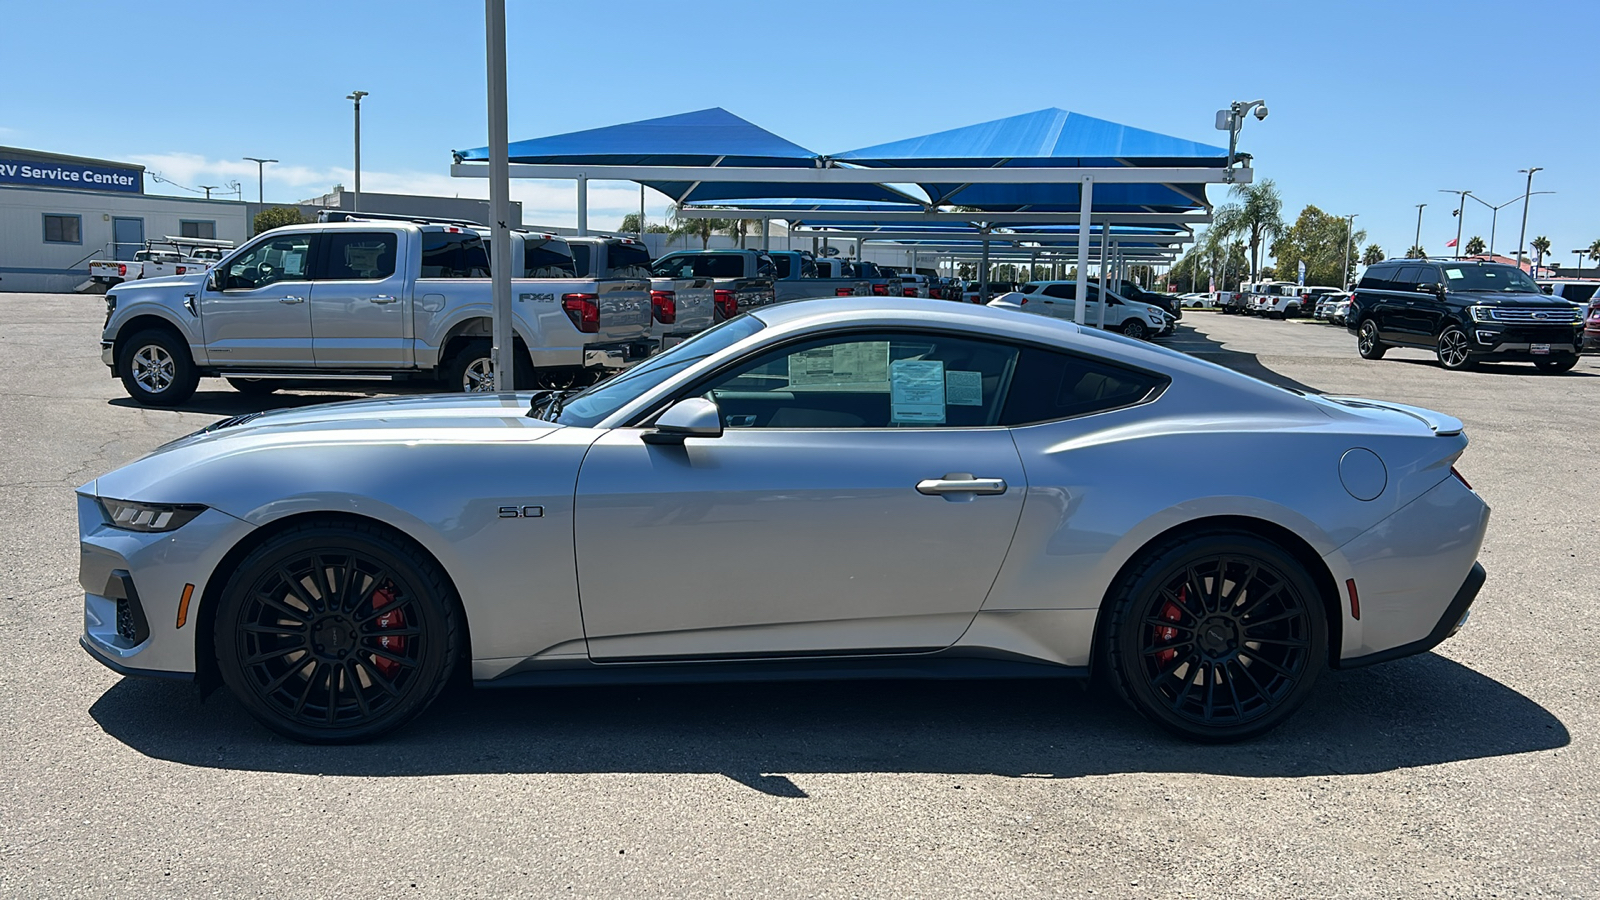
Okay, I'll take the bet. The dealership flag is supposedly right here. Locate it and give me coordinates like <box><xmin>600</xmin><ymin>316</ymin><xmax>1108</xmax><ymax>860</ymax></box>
<box><xmin>1446</xmin><ymin>238</ymin><xmax>1458</xmax><ymax>248</ymax></box>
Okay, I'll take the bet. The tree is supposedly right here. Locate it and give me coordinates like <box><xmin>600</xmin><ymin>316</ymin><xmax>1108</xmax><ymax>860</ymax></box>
<box><xmin>253</xmin><ymin>206</ymin><xmax>306</xmax><ymax>235</ymax></box>
<box><xmin>722</xmin><ymin>218</ymin><xmax>762</xmax><ymax>249</ymax></box>
<box><xmin>1405</xmin><ymin>245</ymin><xmax>1426</xmax><ymax>258</ymax></box>
<box><xmin>1267</xmin><ymin>204</ymin><xmax>1367</xmax><ymax>287</ymax></box>
<box><xmin>1214</xmin><ymin>179</ymin><xmax>1285</xmax><ymax>283</ymax></box>
<box><xmin>1589</xmin><ymin>238</ymin><xmax>1600</xmax><ymax>266</ymax></box>
<box><xmin>1362</xmin><ymin>244</ymin><xmax>1385</xmax><ymax>266</ymax></box>
<box><xmin>668</xmin><ymin>205</ymin><xmax>729</xmax><ymax>250</ymax></box>
<box><xmin>619</xmin><ymin>213</ymin><xmax>670</xmax><ymax>235</ymax></box>
<box><xmin>1531</xmin><ymin>235</ymin><xmax>1551</xmax><ymax>269</ymax></box>
<box><xmin>1464</xmin><ymin>235</ymin><xmax>1486</xmax><ymax>256</ymax></box>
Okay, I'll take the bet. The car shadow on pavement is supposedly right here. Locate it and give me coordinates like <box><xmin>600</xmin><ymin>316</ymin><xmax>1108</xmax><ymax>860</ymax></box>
<box><xmin>1160</xmin><ymin>324</ymin><xmax>1324</xmax><ymax>394</ymax></box>
<box><xmin>90</xmin><ymin>652</ymin><xmax>1567</xmax><ymax>796</ymax></box>
<box><xmin>107</xmin><ymin>384</ymin><xmax>447</xmax><ymax>416</ymax></box>
<box><xmin>1384</xmin><ymin>358</ymin><xmax>1598</xmax><ymax>377</ymax></box>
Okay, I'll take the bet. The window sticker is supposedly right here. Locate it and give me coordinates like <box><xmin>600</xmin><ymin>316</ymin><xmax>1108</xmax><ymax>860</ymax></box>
<box><xmin>890</xmin><ymin>359</ymin><xmax>946</xmax><ymax>424</ymax></box>
<box><xmin>281</xmin><ymin>251</ymin><xmax>304</xmax><ymax>276</ymax></box>
<box><xmin>788</xmin><ymin>341</ymin><xmax>889</xmax><ymax>387</ymax></box>
<box><xmin>1445</xmin><ymin>268</ymin><xmax>1464</xmax><ymax>280</ymax></box>
<box><xmin>945</xmin><ymin>369</ymin><xmax>983</xmax><ymax>406</ymax></box>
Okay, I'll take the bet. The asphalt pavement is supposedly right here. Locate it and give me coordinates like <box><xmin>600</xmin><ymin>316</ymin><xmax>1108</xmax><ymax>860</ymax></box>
<box><xmin>1</xmin><ymin>295</ymin><xmax>1595</xmax><ymax>898</ymax></box>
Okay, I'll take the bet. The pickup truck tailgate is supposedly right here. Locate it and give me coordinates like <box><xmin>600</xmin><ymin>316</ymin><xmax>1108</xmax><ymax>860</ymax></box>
<box><xmin>659</xmin><ymin>277</ymin><xmax>715</xmax><ymax>333</ymax></box>
<box><xmin>595</xmin><ymin>279</ymin><xmax>652</xmax><ymax>343</ymax></box>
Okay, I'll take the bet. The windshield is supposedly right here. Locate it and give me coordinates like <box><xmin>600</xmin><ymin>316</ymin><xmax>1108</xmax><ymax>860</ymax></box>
<box><xmin>550</xmin><ymin>315</ymin><xmax>767</xmax><ymax>427</ymax></box>
<box><xmin>1443</xmin><ymin>264</ymin><xmax>1539</xmax><ymax>293</ymax></box>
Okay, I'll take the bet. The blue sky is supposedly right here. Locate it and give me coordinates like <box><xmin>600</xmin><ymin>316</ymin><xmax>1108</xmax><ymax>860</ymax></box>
<box><xmin>3</xmin><ymin>0</ymin><xmax>1595</xmax><ymax>269</ymax></box>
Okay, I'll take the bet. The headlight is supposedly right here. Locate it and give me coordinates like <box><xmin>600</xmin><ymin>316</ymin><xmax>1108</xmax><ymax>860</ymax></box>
<box><xmin>98</xmin><ymin>498</ymin><xmax>207</xmax><ymax>532</ymax></box>
<box><xmin>1468</xmin><ymin>306</ymin><xmax>1494</xmax><ymax>323</ymax></box>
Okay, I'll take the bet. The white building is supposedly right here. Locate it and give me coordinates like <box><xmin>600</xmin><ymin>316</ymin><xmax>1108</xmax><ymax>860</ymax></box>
<box><xmin>1</xmin><ymin>146</ymin><xmax>251</xmax><ymax>293</ymax></box>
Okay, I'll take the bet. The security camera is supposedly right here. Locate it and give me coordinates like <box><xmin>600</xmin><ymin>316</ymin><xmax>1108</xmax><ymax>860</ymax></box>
<box><xmin>1253</xmin><ymin>105</ymin><xmax>1269</xmax><ymax>121</ymax></box>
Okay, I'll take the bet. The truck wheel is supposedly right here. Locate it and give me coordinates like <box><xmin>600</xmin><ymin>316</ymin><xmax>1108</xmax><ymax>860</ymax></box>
<box><xmin>443</xmin><ymin>338</ymin><xmax>533</xmax><ymax>393</ymax></box>
<box><xmin>117</xmin><ymin>329</ymin><xmax>198</xmax><ymax>406</ymax></box>
<box><xmin>227</xmin><ymin>378</ymin><xmax>279</xmax><ymax>397</ymax></box>
<box><xmin>1356</xmin><ymin>320</ymin><xmax>1387</xmax><ymax>360</ymax></box>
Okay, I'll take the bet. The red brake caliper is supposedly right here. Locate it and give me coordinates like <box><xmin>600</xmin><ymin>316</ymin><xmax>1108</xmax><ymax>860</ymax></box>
<box><xmin>1153</xmin><ymin>586</ymin><xmax>1185</xmax><ymax>666</ymax></box>
<box><xmin>370</xmin><ymin>582</ymin><xmax>406</xmax><ymax>678</ymax></box>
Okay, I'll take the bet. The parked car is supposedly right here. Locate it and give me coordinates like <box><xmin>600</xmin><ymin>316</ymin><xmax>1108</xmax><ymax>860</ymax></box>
<box><xmin>763</xmin><ymin>251</ymin><xmax>869</xmax><ymax>300</ymax></box>
<box><xmin>1178</xmin><ymin>292</ymin><xmax>1214</xmax><ymax>308</ymax></box>
<box><xmin>568</xmin><ymin>236</ymin><xmax>715</xmax><ymax>350</ymax></box>
<box><xmin>1218</xmin><ymin>284</ymin><xmax>1259</xmax><ymax>315</ymax></box>
<box><xmin>1250</xmin><ymin>282</ymin><xmax>1309</xmax><ymax>318</ymax></box>
<box><xmin>961</xmin><ymin>281</ymin><xmax>1019</xmax><ymax>304</ymax></box>
<box><xmin>899</xmin><ymin>274</ymin><xmax>931</xmax><ymax>298</ymax></box>
<box><xmin>1583</xmin><ymin>297</ymin><xmax>1600</xmax><ymax>352</ymax></box>
<box><xmin>1315</xmin><ymin>291</ymin><xmax>1352</xmax><ymax>321</ymax></box>
<box><xmin>1348</xmin><ymin>259</ymin><xmax>1585</xmax><ymax>372</ymax></box>
<box><xmin>100</xmin><ymin>217</ymin><xmax>653</xmax><ymax>405</ymax></box>
<box><xmin>1329</xmin><ymin>297</ymin><xmax>1354</xmax><ymax>326</ymax></box>
<box><xmin>1537</xmin><ymin>280</ymin><xmax>1600</xmax><ymax>305</ymax></box>
<box><xmin>1115</xmin><ymin>280</ymin><xmax>1182</xmax><ymax>320</ymax></box>
<box><xmin>78</xmin><ymin>296</ymin><xmax>1489</xmax><ymax>745</ymax></box>
<box><xmin>86</xmin><ymin>236</ymin><xmax>235</xmax><ymax>290</ymax></box>
<box><xmin>650</xmin><ymin>250</ymin><xmax>778</xmax><ymax>321</ymax></box>
<box><xmin>997</xmin><ymin>281</ymin><xmax>1172</xmax><ymax>339</ymax></box>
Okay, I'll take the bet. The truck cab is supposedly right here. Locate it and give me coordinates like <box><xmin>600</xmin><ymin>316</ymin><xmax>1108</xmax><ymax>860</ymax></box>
<box><xmin>649</xmin><ymin>249</ymin><xmax>777</xmax><ymax>320</ymax></box>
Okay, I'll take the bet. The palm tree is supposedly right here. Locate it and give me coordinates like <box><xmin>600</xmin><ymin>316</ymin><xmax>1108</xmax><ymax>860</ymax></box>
<box><xmin>722</xmin><ymin>218</ymin><xmax>762</xmax><ymax>249</ymax></box>
<box><xmin>1216</xmin><ymin>179</ymin><xmax>1285</xmax><ymax>283</ymax></box>
<box><xmin>1464</xmin><ymin>235</ymin><xmax>1486</xmax><ymax>256</ymax></box>
<box><xmin>1531</xmin><ymin>235</ymin><xmax>1552</xmax><ymax>271</ymax></box>
<box><xmin>1405</xmin><ymin>245</ymin><xmax>1426</xmax><ymax>259</ymax></box>
<box><xmin>668</xmin><ymin>204</ymin><xmax>727</xmax><ymax>250</ymax></box>
<box><xmin>1362</xmin><ymin>244</ymin><xmax>1385</xmax><ymax>266</ymax></box>
<box><xmin>1588</xmin><ymin>237</ymin><xmax>1600</xmax><ymax>266</ymax></box>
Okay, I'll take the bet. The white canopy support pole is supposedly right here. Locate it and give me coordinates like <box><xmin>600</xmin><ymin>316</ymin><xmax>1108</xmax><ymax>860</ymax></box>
<box><xmin>484</xmin><ymin>0</ymin><xmax>516</xmax><ymax>390</ymax></box>
<box><xmin>761</xmin><ymin>217</ymin><xmax>770</xmax><ymax>251</ymax></box>
<box><xmin>1097</xmin><ymin>239</ymin><xmax>1111</xmax><ymax>330</ymax></box>
<box><xmin>638</xmin><ymin>183</ymin><xmax>645</xmax><ymax>239</ymax></box>
<box><xmin>910</xmin><ymin>248</ymin><xmax>917</xmax><ymax>277</ymax></box>
<box><xmin>1074</xmin><ymin>177</ymin><xmax>1093</xmax><ymax>325</ymax></box>
<box><xmin>576</xmin><ymin>175</ymin><xmax>589</xmax><ymax>236</ymax></box>
<box><xmin>979</xmin><ymin>230</ymin><xmax>991</xmax><ymax>302</ymax></box>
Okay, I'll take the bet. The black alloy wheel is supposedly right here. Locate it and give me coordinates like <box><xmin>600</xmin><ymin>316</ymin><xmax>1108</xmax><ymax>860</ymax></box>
<box><xmin>1535</xmin><ymin>356</ymin><xmax>1577</xmax><ymax>374</ymax></box>
<box><xmin>1356</xmin><ymin>320</ymin><xmax>1387</xmax><ymax>359</ymax></box>
<box><xmin>1105</xmin><ymin>531</ymin><xmax>1327</xmax><ymax>742</ymax></box>
<box><xmin>1436</xmin><ymin>326</ymin><xmax>1475</xmax><ymax>370</ymax></box>
<box><xmin>1121</xmin><ymin>319</ymin><xmax>1149</xmax><ymax>340</ymax></box>
<box><xmin>214</xmin><ymin>521</ymin><xmax>459</xmax><ymax>743</ymax></box>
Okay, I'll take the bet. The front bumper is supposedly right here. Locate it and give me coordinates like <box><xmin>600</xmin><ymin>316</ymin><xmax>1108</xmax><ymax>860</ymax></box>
<box><xmin>1467</xmin><ymin>323</ymin><xmax>1583</xmax><ymax>358</ymax></box>
<box><xmin>100</xmin><ymin>341</ymin><xmax>114</xmax><ymax>367</ymax></box>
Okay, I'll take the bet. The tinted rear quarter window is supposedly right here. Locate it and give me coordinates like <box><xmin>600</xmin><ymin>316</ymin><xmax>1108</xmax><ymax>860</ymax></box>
<box><xmin>1000</xmin><ymin>348</ymin><xmax>1167</xmax><ymax>425</ymax></box>
<box><xmin>420</xmin><ymin>232</ymin><xmax>490</xmax><ymax>278</ymax></box>
<box><xmin>1390</xmin><ymin>265</ymin><xmax>1425</xmax><ymax>289</ymax></box>
<box><xmin>607</xmin><ymin>242</ymin><xmax>653</xmax><ymax>278</ymax></box>
<box><xmin>569</xmin><ymin>244</ymin><xmax>593</xmax><ymax>277</ymax></box>
<box><xmin>525</xmin><ymin>238</ymin><xmax>577</xmax><ymax>278</ymax></box>
<box><xmin>772</xmin><ymin>255</ymin><xmax>794</xmax><ymax>279</ymax></box>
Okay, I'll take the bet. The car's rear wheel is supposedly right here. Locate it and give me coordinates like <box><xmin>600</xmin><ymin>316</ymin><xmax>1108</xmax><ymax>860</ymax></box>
<box><xmin>1535</xmin><ymin>355</ymin><xmax>1577</xmax><ymax>374</ymax></box>
<box><xmin>1436</xmin><ymin>326</ymin><xmax>1475</xmax><ymax>370</ymax></box>
<box><xmin>1104</xmin><ymin>531</ymin><xmax>1328</xmax><ymax>742</ymax></box>
<box><xmin>117</xmin><ymin>328</ymin><xmax>199</xmax><ymax>406</ymax></box>
<box><xmin>1121</xmin><ymin>320</ymin><xmax>1149</xmax><ymax>340</ymax></box>
<box><xmin>214</xmin><ymin>520</ymin><xmax>461</xmax><ymax>743</ymax></box>
<box><xmin>1356</xmin><ymin>320</ymin><xmax>1387</xmax><ymax>359</ymax></box>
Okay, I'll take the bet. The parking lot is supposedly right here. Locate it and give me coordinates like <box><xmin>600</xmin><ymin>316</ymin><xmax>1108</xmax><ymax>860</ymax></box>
<box><xmin>2</xmin><ymin>293</ymin><xmax>1597</xmax><ymax>898</ymax></box>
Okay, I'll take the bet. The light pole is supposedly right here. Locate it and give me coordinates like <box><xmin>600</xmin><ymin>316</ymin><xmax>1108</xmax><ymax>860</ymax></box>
<box><xmin>242</xmin><ymin>157</ymin><xmax>277</xmax><ymax>203</ymax></box>
<box><xmin>1439</xmin><ymin>190</ymin><xmax>1469</xmax><ymax>257</ymax></box>
<box><xmin>346</xmin><ymin>90</ymin><xmax>369</xmax><ymax>211</ymax></box>
<box><xmin>1341</xmin><ymin>213</ymin><xmax>1359</xmax><ymax>289</ymax></box>
<box><xmin>1573</xmin><ymin>249</ymin><xmax>1588</xmax><ymax>277</ymax></box>
<box><xmin>482</xmin><ymin>2</ymin><xmax>515</xmax><ymax>390</ymax></box>
<box><xmin>1215</xmin><ymin>99</ymin><xmax>1268</xmax><ymax>183</ymax></box>
<box><xmin>1413</xmin><ymin>204</ymin><xmax>1426</xmax><ymax>257</ymax></box>
<box><xmin>1515</xmin><ymin>166</ymin><xmax>1542</xmax><ymax>268</ymax></box>
<box><xmin>199</xmin><ymin>185</ymin><xmax>219</xmax><ymax>200</ymax></box>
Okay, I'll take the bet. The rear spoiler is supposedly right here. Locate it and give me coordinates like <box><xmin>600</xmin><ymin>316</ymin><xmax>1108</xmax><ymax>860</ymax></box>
<box><xmin>1324</xmin><ymin>397</ymin><xmax>1464</xmax><ymax>436</ymax></box>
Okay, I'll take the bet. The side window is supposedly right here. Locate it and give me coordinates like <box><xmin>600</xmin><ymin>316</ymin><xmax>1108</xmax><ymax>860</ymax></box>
<box><xmin>419</xmin><ymin>232</ymin><xmax>490</xmax><ymax>278</ymax></box>
<box><xmin>650</xmin><ymin>256</ymin><xmax>693</xmax><ymax>278</ymax></box>
<box><xmin>1043</xmin><ymin>284</ymin><xmax>1074</xmax><ymax>299</ymax></box>
<box><xmin>1415</xmin><ymin>265</ymin><xmax>1442</xmax><ymax>286</ymax></box>
<box><xmin>569</xmin><ymin>244</ymin><xmax>593</xmax><ymax>277</ymax></box>
<box><xmin>1390</xmin><ymin>265</ymin><xmax>1425</xmax><ymax>290</ymax></box>
<box><xmin>697</xmin><ymin>332</ymin><xmax>1019</xmax><ymax>429</ymax></box>
<box><xmin>999</xmin><ymin>347</ymin><xmax>1167</xmax><ymax>426</ymax></box>
<box><xmin>316</xmin><ymin>231</ymin><xmax>397</xmax><ymax>280</ymax></box>
<box><xmin>223</xmin><ymin>234</ymin><xmax>313</xmax><ymax>290</ymax></box>
<box><xmin>800</xmin><ymin>258</ymin><xmax>818</xmax><ymax>278</ymax></box>
<box><xmin>1358</xmin><ymin>267</ymin><xmax>1396</xmax><ymax>290</ymax></box>
<box><xmin>1020</xmin><ymin>283</ymin><xmax>1040</xmax><ymax>294</ymax></box>
<box><xmin>756</xmin><ymin>256</ymin><xmax>776</xmax><ymax>279</ymax></box>
<box><xmin>524</xmin><ymin>238</ymin><xmax>577</xmax><ymax>278</ymax></box>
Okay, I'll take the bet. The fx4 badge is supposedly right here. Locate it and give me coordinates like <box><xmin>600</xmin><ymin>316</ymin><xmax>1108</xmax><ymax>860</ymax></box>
<box><xmin>498</xmin><ymin>506</ymin><xmax>545</xmax><ymax>519</ymax></box>
<box><xmin>518</xmin><ymin>292</ymin><xmax>556</xmax><ymax>304</ymax></box>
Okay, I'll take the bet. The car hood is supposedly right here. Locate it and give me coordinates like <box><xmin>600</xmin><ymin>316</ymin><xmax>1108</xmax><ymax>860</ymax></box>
<box><xmin>113</xmin><ymin>272</ymin><xmax>207</xmax><ymax>290</ymax></box>
<box><xmin>84</xmin><ymin>392</ymin><xmax>563</xmax><ymax>500</ymax></box>
<box><xmin>1449</xmin><ymin>292</ymin><xmax>1575</xmax><ymax>307</ymax></box>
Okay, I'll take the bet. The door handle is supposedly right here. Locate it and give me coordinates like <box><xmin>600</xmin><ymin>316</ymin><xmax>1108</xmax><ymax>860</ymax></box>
<box><xmin>369</xmin><ymin>294</ymin><xmax>397</xmax><ymax>304</ymax></box>
<box><xmin>916</xmin><ymin>473</ymin><xmax>1008</xmax><ymax>496</ymax></box>
<box><xmin>279</xmin><ymin>295</ymin><xmax>305</xmax><ymax>304</ymax></box>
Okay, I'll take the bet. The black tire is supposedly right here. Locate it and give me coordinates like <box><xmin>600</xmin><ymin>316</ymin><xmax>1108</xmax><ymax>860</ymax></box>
<box><xmin>1103</xmin><ymin>530</ymin><xmax>1328</xmax><ymax>743</ymax></box>
<box><xmin>1436</xmin><ymin>326</ymin><xmax>1475</xmax><ymax>371</ymax></box>
<box><xmin>1535</xmin><ymin>355</ymin><xmax>1577</xmax><ymax>374</ymax></box>
<box><xmin>442</xmin><ymin>338</ymin><xmax>534</xmax><ymax>393</ymax></box>
<box><xmin>213</xmin><ymin>519</ymin><xmax>461</xmax><ymax>743</ymax></box>
<box><xmin>1121</xmin><ymin>319</ymin><xmax>1149</xmax><ymax>340</ymax></box>
<box><xmin>1356</xmin><ymin>319</ymin><xmax>1387</xmax><ymax>360</ymax></box>
<box><xmin>227</xmin><ymin>378</ymin><xmax>279</xmax><ymax>396</ymax></box>
<box><xmin>117</xmin><ymin>328</ymin><xmax>199</xmax><ymax>406</ymax></box>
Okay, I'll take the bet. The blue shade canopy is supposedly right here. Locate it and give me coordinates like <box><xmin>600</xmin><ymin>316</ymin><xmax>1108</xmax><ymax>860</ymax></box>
<box><xmin>456</xmin><ymin>107</ymin><xmax>916</xmax><ymax>206</ymax></box>
<box><xmin>832</xmin><ymin>108</ymin><xmax>1226</xmax><ymax>213</ymax></box>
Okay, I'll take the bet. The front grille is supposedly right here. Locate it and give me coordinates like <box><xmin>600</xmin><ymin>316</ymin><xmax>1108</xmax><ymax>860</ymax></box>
<box><xmin>116</xmin><ymin>598</ymin><xmax>138</xmax><ymax>641</ymax></box>
<box><xmin>1487</xmin><ymin>306</ymin><xmax>1583</xmax><ymax>324</ymax></box>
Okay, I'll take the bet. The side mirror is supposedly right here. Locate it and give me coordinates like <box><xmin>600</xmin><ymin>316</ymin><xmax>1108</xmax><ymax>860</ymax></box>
<box><xmin>643</xmin><ymin>397</ymin><xmax>723</xmax><ymax>445</ymax></box>
<box><xmin>1418</xmin><ymin>283</ymin><xmax>1444</xmax><ymax>296</ymax></box>
<box><xmin>206</xmin><ymin>270</ymin><xmax>222</xmax><ymax>292</ymax></box>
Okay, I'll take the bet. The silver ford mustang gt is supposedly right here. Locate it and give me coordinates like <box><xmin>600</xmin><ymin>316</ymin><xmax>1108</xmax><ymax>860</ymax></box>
<box><xmin>78</xmin><ymin>298</ymin><xmax>1489</xmax><ymax>744</ymax></box>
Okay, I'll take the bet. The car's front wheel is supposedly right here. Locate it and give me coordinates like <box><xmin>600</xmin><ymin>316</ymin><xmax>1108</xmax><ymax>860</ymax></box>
<box><xmin>214</xmin><ymin>520</ymin><xmax>461</xmax><ymax>743</ymax></box>
<box><xmin>443</xmin><ymin>338</ymin><xmax>534</xmax><ymax>393</ymax></box>
<box><xmin>1356</xmin><ymin>320</ymin><xmax>1387</xmax><ymax>359</ymax></box>
<box><xmin>1121</xmin><ymin>320</ymin><xmax>1149</xmax><ymax>340</ymax></box>
<box><xmin>117</xmin><ymin>328</ymin><xmax>199</xmax><ymax>406</ymax></box>
<box><xmin>1436</xmin><ymin>326</ymin><xmax>1475</xmax><ymax>370</ymax></box>
<box><xmin>1104</xmin><ymin>530</ymin><xmax>1328</xmax><ymax>742</ymax></box>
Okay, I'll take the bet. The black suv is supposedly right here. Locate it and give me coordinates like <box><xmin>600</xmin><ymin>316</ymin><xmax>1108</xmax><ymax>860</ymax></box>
<box><xmin>1347</xmin><ymin>259</ymin><xmax>1584</xmax><ymax>372</ymax></box>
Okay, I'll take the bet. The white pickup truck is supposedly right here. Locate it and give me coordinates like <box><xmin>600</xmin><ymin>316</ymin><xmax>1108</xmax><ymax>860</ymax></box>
<box><xmin>566</xmin><ymin>235</ymin><xmax>716</xmax><ymax>349</ymax></box>
<box><xmin>85</xmin><ymin>237</ymin><xmax>234</xmax><ymax>290</ymax></box>
<box><xmin>99</xmin><ymin>217</ymin><xmax>652</xmax><ymax>405</ymax></box>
